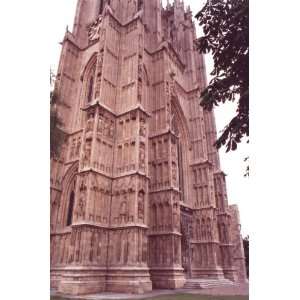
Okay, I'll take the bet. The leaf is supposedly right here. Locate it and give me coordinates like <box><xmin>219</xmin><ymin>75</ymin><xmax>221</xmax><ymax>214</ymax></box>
<box><xmin>195</xmin><ymin>0</ymin><xmax>249</xmax><ymax>159</ymax></box>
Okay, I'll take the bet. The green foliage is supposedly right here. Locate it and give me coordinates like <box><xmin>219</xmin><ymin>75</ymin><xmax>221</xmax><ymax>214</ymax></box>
<box><xmin>195</xmin><ymin>0</ymin><xmax>249</xmax><ymax>153</ymax></box>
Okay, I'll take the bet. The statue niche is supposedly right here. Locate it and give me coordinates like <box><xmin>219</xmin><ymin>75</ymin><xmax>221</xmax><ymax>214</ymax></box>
<box><xmin>139</xmin><ymin>118</ymin><xmax>146</xmax><ymax>137</ymax></box>
<box><xmin>82</xmin><ymin>139</ymin><xmax>92</xmax><ymax>169</ymax></box>
<box><xmin>138</xmin><ymin>190</ymin><xmax>145</xmax><ymax>222</ymax></box>
<box><xmin>86</xmin><ymin>112</ymin><xmax>94</xmax><ymax>136</ymax></box>
<box><xmin>76</xmin><ymin>177</ymin><xmax>87</xmax><ymax>220</ymax></box>
<box><xmin>119</xmin><ymin>199</ymin><xmax>128</xmax><ymax>223</ymax></box>
<box><xmin>139</xmin><ymin>142</ymin><xmax>146</xmax><ymax>172</ymax></box>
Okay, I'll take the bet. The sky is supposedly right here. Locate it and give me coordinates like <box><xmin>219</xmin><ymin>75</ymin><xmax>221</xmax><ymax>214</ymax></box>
<box><xmin>50</xmin><ymin>0</ymin><xmax>250</xmax><ymax>236</ymax></box>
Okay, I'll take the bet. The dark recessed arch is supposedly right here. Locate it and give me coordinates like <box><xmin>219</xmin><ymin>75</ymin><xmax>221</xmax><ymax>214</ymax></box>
<box><xmin>66</xmin><ymin>190</ymin><xmax>75</xmax><ymax>226</ymax></box>
<box><xmin>61</xmin><ymin>161</ymin><xmax>79</xmax><ymax>228</ymax></box>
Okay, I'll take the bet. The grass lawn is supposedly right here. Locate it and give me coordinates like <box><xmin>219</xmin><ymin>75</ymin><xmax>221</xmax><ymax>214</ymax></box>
<box><xmin>51</xmin><ymin>295</ymin><xmax>248</xmax><ymax>300</ymax></box>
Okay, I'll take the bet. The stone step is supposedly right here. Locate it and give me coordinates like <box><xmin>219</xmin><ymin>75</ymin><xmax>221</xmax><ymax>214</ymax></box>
<box><xmin>184</xmin><ymin>278</ymin><xmax>238</xmax><ymax>289</ymax></box>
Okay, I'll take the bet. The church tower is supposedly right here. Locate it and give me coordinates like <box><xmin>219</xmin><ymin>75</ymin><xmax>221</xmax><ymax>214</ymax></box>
<box><xmin>50</xmin><ymin>0</ymin><xmax>247</xmax><ymax>295</ymax></box>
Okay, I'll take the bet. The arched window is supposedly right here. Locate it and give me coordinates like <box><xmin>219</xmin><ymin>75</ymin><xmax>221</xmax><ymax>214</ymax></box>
<box><xmin>87</xmin><ymin>75</ymin><xmax>94</xmax><ymax>103</ymax></box>
<box><xmin>82</xmin><ymin>57</ymin><xmax>96</xmax><ymax>104</ymax></box>
<box><xmin>171</xmin><ymin>114</ymin><xmax>185</xmax><ymax>201</ymax></box>
<box><xmin>66</xmin><ymin>191</ymin><xmax>75</xmax><ymax>226</ymax></box>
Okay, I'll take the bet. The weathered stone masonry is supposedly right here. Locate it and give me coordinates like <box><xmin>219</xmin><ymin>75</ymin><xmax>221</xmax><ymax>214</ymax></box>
<box><xmin>50</xmin><ymin>0</ymin><xmax>247</xmax><ymax>295</ymax></box>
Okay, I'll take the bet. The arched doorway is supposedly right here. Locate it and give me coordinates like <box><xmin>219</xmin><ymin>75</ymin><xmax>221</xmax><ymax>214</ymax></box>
<box><xmin>170</xmin><ymin>96</ymin><xmax>191</xmax><ymax>203</ymax></box>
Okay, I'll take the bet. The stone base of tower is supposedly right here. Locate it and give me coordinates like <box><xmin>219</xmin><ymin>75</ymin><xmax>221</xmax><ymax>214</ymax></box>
<box><xmin>150</xmin><ymin>267</ymin><xmax>186</xmax><ymax>289</ymax></box>
<box><xmin>106</xmin><ymin>267</ymin><xmax>152</xmax><ymax>294</ymax></box>
<box><xmin>233</xmin><ymin>257</ymin><xmax>248</xmax><ymax>282</ymax></box>
<box><xmin>191</xmin><ymin>266</ymin><xmax>225</xmax><ymax>279</ymax></box>
<box><xmin>56</xmin><ymin>266</ymin><xmax>107</xmax><ymax>295</ymax></box>
<box><xmin>223</xmin><ymin>267</ymin><xmax>238</xmax><ymax>282</ymax></box>
<box><xmin>50</xmin><ymin>267</ymin><xmax>64</xmax><ymax>289</ymax></box>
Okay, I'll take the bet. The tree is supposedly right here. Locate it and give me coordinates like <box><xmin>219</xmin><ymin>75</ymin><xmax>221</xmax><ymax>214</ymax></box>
<box><xmin>50</xmin><ymin>69</ymin><xmax>66</xmax><ymax>159</ymax></box>
<box><xmin>195</xmin><ymin>0</ymin><xmax>249</xmax><ymax>153</ymax></box>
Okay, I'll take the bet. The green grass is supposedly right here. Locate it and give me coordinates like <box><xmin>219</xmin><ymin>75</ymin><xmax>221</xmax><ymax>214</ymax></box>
<box><xmin>51</xmin><ymin>295</ymin><xmax>248</xmax><ymax>300</ymax></box>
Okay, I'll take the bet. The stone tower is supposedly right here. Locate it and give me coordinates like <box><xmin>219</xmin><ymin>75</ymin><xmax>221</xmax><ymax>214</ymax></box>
<box><xmin>50</xmin><ymin>0</ymin><xmax>247</xmax><ymax>295</ymax></box>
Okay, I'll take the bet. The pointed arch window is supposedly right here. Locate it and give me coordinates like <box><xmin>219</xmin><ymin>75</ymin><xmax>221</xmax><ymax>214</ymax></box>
<box><xmin>66</xmin><ymin>191</ymin><xmax>75</xmax><ymax>226</ymax></box>
<box><xmin>87</xmin><ymin>75</ymin><xmax>94</xmax><ymax>103</ymax></box>
<box><xmin>84</xmin><ymin>58</ymin><xmax>96</xmax><ymax>104</ymax></box>
<box><xmin>171</xmin><ymin>111</ymin><xmax>185</xmax><ymax>202</ymax></box>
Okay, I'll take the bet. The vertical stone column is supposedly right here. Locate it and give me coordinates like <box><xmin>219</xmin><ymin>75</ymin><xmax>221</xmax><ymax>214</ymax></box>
<box><xmin>189</xmin><ymin>162</ymin><xmax>224</xmax><ymax>279</ymax></box>
<box><xmin>228</xmin><ymin>205</ymin><xmax>248</xmax><ymax>282</ymax></box>
<box><xmin>106</xmin><ymin>108</ymin><xmax>152</xmax><ymax>293</ymax></box>
<box><xmin>148</xmin><ymin>130</ymin><xmax>186</xmax><ymax>289</ymax></box>
<box><xmin>214</xmin><ymin>172</ymin><xmax>237</xmax><ymax>281</ymax></box>
<box><xmin>58</xmin><ymin>104</ymin><xmax>110</xmax><ymax>295</ymax></box>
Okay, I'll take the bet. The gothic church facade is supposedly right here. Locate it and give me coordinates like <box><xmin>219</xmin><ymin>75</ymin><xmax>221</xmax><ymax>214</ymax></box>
<box><xmin>50</xmin><ymin>0</ymin><xmax>247</xmax><ymax>295</ymax></box>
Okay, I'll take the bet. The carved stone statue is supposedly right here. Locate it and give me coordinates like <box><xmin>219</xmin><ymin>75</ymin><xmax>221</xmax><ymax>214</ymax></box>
<box><xmin>138</xmin><ymin>191</ymin><xmax>145</xmax><ymax>222</ymax></box>
<box><xmin>86</xmin><ymin>114</ymin><xmax>94</xmax><ymax>135</ymax></box>
<box><xmin>97</xmin><ymin>117</ymin><xmax>103</xmax><ymax>136</ymax></box>
<box><xmin>104</xmin><ymin>119</ymin><xmax>110</xmax><ymax>137</ymax></box>
<box><xmin>76</xmin><ymin>138</ymin><xmax>81</xmax><ymax>156</ymax></box>
<box><xmin>87</xmin><ymin>16</ymin><xmax>103</xmax><ymax>41</ymax></box>
<box><xmin>109</xmin><ymin>121</ymin><xmax>115</xmax><ymax>138</ymax></box>
<box><xmin>82</xmin><ymin>140</ymin><xmax>92</xmax><ymax>169</ymax></box>
<box><xmin>139</xmin><ymin>119</ymin><xmax>146</xmax><ymax>137</ymax></box>
<box><xmin>139</xmin><ymin>143</ymin><xmax>146</xmax><ymax>172</ymax></box>
<box><xmin>120</xmin><ymin>200</ymin><xmax>128</xmax><ymax>222</ymax></box>
<box><xmin>77</xmin><ymin>178</ymin><xmax>87</xmax><ymax>219</ymax></box>
<box><xmin>172</xmin><ymin>162</ymin><xmax>177</xmax><ymax>185</ymax></box>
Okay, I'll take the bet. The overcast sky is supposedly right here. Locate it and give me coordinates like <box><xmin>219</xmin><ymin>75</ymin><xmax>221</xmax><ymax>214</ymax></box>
<box><xmin>50</xmin><ymin>0</ymin><xmax>250</xmax><ymax>236</ymax></box>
